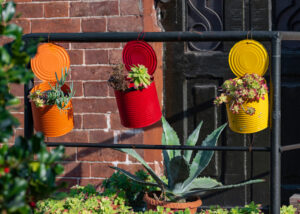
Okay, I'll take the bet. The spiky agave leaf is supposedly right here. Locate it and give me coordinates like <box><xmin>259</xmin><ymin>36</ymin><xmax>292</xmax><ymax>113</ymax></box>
<box><xmin>116</xmin><ymin>148</ymin><xmax>168</xmax><ymax>189</ymax></box>
<box><xmin>181</xmin><ymin>123</ymin><xmax>227</xmax><ymax>191</ymax></box>
<box><xmin>110</xmin><ymin>166</ymin><xmax>159</xmax><ymax>187</ymax></box>
<box><xmin>183</xmin><ymin>121</ymin><xmax>203</xmax><ymax>164</ymax></box>
<box><xmin>161</xmin><ymin>116</ymin><xmax>181</xmax><ymax>159</ymax></box>
<box><xmin>178</xmin><ymin>179</ymin><xmax>264</xmax><ymax>200</ymax></box>
<box><xmin>162</xmin><ymin>132</ymin><xmax>171</xmax><ymax>187</ymax></box>
<box><xmin>168</xmin><ymin>156</ymin><xmax>190</xmax><ymax>190</ymax></box>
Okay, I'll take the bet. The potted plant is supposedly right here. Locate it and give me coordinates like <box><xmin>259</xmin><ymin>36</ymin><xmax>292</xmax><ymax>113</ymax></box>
<box><xmin>108</xmin><ymin>64</ymin><xmax>161</xmax><ymax>128</ymax></box>
<box><xmin>28</xmin><ymin>68</ymin><xmax>75</xmax><ymax>137</ymax></box>
<box><xmin>111</xmin><ymin>117</ymin><xmax>264</xmax><ymax>213</ymax></box>
<box><xmin>214</xmin><ymin>73</ymin><xmax>269</xmax><ymax>134</ymax></box>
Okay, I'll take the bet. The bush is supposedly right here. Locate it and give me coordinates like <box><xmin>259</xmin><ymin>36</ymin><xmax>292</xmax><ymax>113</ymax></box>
<box><xmin>101</xmin><ymin>170</ymin><xmax>160</xmax><ymax>209</ymax></box>
<box><xmin>0</xmin><ymin>1</ymin><xmax>65</xmax><ymax>213</ymax></box>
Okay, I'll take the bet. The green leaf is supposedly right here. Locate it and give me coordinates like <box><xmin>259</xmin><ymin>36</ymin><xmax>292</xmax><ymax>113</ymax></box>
<box><xmin>4</xmin><ymin>24</ymin><xmax>22</xmax><ymax>39</ymax></box>
<box><xmin>29</xmin><ymin>161</ymin><xmax>40</xmax><ymax>172</ymax></box>
<box><xmin>182</xmin><ymin>123</ymin><xmax>227</xmax><ymax>190</ymax></box>
<box><xmin>184</xmin><ymin>177</ymin><xmax>222</xmax><ymax>192</ymax></box>
<box><xmin>180</xmin><ymin>179</ymin><xmax>264</xmax><ymax>199</ymax></box>
<box><xmin>110</xmin><ymin>166</ymin><xmax>159</xmax><ymax>187</ymax></box>
<box><xmin>2</xmin><ymin>1</ymin><xmax>15</xmax><ymax>22</ymax></box>
<box><xmin>0</xmin><ymin>46</ymin><xmax>11</xmax><ymax>63</ymax></box>
<box><xmin>183</xmin><ymin>121</ymin><xmax>203</xmax><ymax>163</ymax></box>
<box><xmin>117</xmin><ymin>148</ymin><xmax>168</xmax><ymax>188</ymax></box>
<box><xmin>161</xmin><ymin>116</ymin><xmax>181</xmax><ymax>159</ymax></box>
<box><xmin>168</xmin><ymin>156</ymin><xmax>190</xmax><ymax>190</ymax></box>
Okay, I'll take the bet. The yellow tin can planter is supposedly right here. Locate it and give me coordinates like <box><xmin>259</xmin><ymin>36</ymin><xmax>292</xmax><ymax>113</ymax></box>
<box><xmin>226</xmin><ymin>93</ymin><xmax>269</xmax><ymax>134</ymax></box>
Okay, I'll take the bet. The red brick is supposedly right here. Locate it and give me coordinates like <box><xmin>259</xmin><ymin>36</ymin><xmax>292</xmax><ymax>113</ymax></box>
<box><xmin>45</xmin><ymin>130</ymin><xmax>89</xmax><ymax>143</ymax></box>
<box><xmin>83</xmin><ymin>82</ymin><xmax>108</xmax><ymax>97</ymax></box>
<box><xmin>71</xmin><ymin>42</ymin><xmax>121</xmax><ymax>49</ymax></box>
<box><xmin>71</xmin><ymin>66</ymin><xmax>112</xmax><ymax>81</ymax></box>
<box><xmin>79</xmin><ymin>179</ymin><xmax>104</xmax><ymax>190</ymax></box>
<box><xmin>56</xmin><ymin>178</ymin><xmax>78</xmax><ymax>191</ymax></box>
<box><xmin>16</xmin><ymin>3</ymin><xmax>43</xmax><ymax>18</ymax></box>
<box><xmin>73</xmin><ymin>114</ymin><xmax>82</xmax><ymax>129</ymax></box>
<box><xmin>12</xmin><ymin>113</ymin><xmax>24</xmax><ymax>128</ymax></box>
<box><xmin>108</xmin><ymin>49</ymin><xmax>122</xmax><ymax>64</ymax></box>
<box><xmin>110</xmin><ymin>113</ymin><xmax>128</xmax><ymax>130</ymax></box>
<box><xmin>15</xmin><ymin>0</ymin><xmax>32</xmax><ymax>2</ymax></box>
<box><xmin>67</xmin><ymin>81</ymin><xmax>83</xmax><ymax>97</ymax></box>
<box><xmin>32</xmin><ymin>19</ymin><xmax>80</xmax><ymax>33</ymax></box>
<box><xmin>85</xmin><ymin>50</ymin><xmax>108</xmax><ymax>65</ymax></box>
<box><xmin>56</xmin><ymin>178</ymin><xmax>78</xmax><ymax>192</ymax></box>
<box><xmin>108</xmin><ymin>86</ymin><xmax>115</xmax><ymax>97</ymax></box>
<box><xmin>69</xmin><ymin>50</ymin><xmax>83</xmax><ymax>65</ymax></box>
<box><xmin>72</xmin><ymin>98</ymin><xmax>117</xmax><ymax>113</ymax></box>
<box><xmin>55</xmin><ymin>42</ymin><xmax>69</xmax><ymax>49</ymax></box>
<box><xmin>64</xmin><ymin>147</ymin><xmax>77</xmax><ymax>161</ymax></box>
<box><xmin>91</xmin><ymin>163</ymin><xmax>114</xmax><ymax>178</ymax></box>
<box><xmin>8</xmin><ymin>98</ymin><xmax>24</xmax><ymax>113</ymax></box>
<box><xmin>89</xmin><ymin>130</ymin><xmax>114</xmax><ymax>143</ymax></box>
<box><xmin>45</xmin><ymin>2</ymin><xmax>68</xmax><ymax>18</ymax></box>
<box><xmin>77</xmin><ymin>148</ymin><xmax>126</xmax><ymax>162</ymax></box>
<box><xmin>15</xmin><ymin>128</ymin><xmax>24</xmax><ymax>137</ymax></box>
<box><xmin>51</xmin><ymin>147</ymin><xmax>77</xmax><ymax>161</ymax></box>
<box><xmin>119</xmin><ymin>132</ymin><xmax>144</xmax><ymax>144</ymax></box>
<box><xmin>61</xmin><ymin>162</ymin><xmax>90</xmax><ymax>177</ymax></box>
<box><xmin>70</xmin><ymin>1</ymin><xmax>118</xmax><ymax>17</ymax></box>
<box><xmin>108</xmin><ymin>16</ymin><xmax>143</xmax><ymax>32</ymax></box>
<box><xmin>11</xmin><ymin>19</ymin><xmax>30</xmax><ymax>34</ymax></box>
<box><xmin>82</xmin><ymin>18</ymin><xmax>106</xmax><ymax>32</ymax></box>
<box><xmin>116</xmin><ymin>163</ymin><xmax>144</xmax><ymax>174</ymax></box>
<box><xmin>0</xmin><ymin>37</ymin><xmax>13</xmax><ymax>46</ymax></box>
<box><xmin>120</xmin><ymin>0</ymin><xmax>141</xmax><ymax>15</ymax></box>
<box><xmin>9</xmin><ymin>83</ymin><xmax>23</xmax><ymax>97</ymax></box>
<box><xmin>83</xmin><ymin>114</ymin><xmax>107</xmax><ymax>129</ymax></box>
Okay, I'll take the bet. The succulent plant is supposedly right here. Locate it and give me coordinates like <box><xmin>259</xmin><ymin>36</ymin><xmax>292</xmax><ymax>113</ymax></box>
<box><xmin>214</xmin><ymin>73</ymin><xmax>268</xmax><ymax>115</ymax></box>
<box><xmin>111</xmin><ymin>117</ymin><xmax>264</xmax><ymax>202</ymax></box>
<box><xmin>29</xmin><ymin>68</ymin><xmax>75</xmax><ymax>111</ymax></box>
<box><xmin>127</xmin><ymin>64</ymin><xmax>152</xmax><ymax>89</ymax></box>
<box><xmin>107</xmin><ymin>64</ymin><xmax>129</xmax><ymax>91</ymax></box>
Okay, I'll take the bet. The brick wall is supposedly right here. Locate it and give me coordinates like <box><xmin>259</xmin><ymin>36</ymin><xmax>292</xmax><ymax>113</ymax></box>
<box><xmin>8</xmin><ymin>0</ymin><xmax>163</xmax><ymax>189</ymax></box>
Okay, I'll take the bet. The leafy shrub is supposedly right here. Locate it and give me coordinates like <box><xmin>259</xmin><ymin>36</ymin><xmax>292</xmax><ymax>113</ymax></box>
<box><xmin>102</xmin><ymin>170</ymin><xmax>164</xmax><ymax>210</ymax></box>
<box><xmin>280</xmin><ymin>205</ymin><xmax>296</xmax><ymax>214</ymax></box>
<box><xmin>0</xmin><ymin>1</ymin><xmax>65</xmax><ymax>213</ymax></box>
<box><xmin>35</xmin><ymin>184</ymin><xmax>132</xmax><ymax>214</ymax></box>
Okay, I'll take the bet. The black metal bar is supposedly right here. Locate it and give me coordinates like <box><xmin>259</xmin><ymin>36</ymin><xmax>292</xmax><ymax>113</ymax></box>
<box><xmin>271</xmin><ymin>33</ymin><xmax>282</xmax><ymax>214</ymax></box>
<box><xmin>24</xmin><ymin>79</ymin><xmax>34</xmax><ymax>139</ymax></box>
<box><xmin>281</xmin><ymin>32</ymin><xmax>300</xmax><ymax>41</ymax></box>
<box><xmin>22</xmin><ymin>31</ymin><xmax>278</xmax><ymax>43</ymax></box>
<box><xmin>46</xmin><ymin>142</ymin><xmax>270</xmax><ymax>151</ymax></box>
<box><xmin>280</xmin><ymin>144</ymin><xmax>300</xmax><ymax>152</ymax></box>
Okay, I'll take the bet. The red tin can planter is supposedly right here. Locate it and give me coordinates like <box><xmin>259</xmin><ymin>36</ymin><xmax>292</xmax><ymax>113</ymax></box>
<box><xmin>114</xmin><ymin>82</ymin><xmax>162</xmax><ymax>128</ymax></box>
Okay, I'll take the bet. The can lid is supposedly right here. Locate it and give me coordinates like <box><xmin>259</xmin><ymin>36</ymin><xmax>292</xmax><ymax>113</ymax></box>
<box><xmin>31</xmin><ymin>43</ymin><xmax>70</xmax><ymax>82</ymax></box>
<box><xmin>228</xmin><ymin>39</ymin><xmax>269</xmax><ymax>77</ymax></box>
<box><xmin>122</xmin><ymin>41</ymin><xmax>157</xmax><ymax>75</ymax></box>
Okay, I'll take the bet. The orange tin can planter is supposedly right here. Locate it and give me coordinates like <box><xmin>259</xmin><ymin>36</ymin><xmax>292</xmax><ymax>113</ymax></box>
<box><xmin>30</xmin><ymin>82</ymin><xmax>74</xmax><ymax>137</ymax></box>
<box><xmin>30</xmin><ymin>43</ymin><xmax>74</xmax><ymax>137</ymax></box>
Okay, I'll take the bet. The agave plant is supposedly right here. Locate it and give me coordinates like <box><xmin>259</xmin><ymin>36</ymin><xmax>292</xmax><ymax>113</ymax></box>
<box><xmin>111</xmin><ymin>117</ymin><xmax>264</xmax><ymax>202</ymax></box>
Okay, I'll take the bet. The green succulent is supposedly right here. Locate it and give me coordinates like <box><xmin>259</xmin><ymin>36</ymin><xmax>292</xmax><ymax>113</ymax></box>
<box><xmin>29</xmin><ymin>68</ymin><xmax>75</xmax><ymax>111</ymax></box>
<box><xmin>127</xmin><ymin>64</ymin><xmax>152</xmax><ymax>89</ymax></box>
<box><xmin>112</xmin><ymin>117</ymin><xmax>264</xmax><ymax>202</ymax></box>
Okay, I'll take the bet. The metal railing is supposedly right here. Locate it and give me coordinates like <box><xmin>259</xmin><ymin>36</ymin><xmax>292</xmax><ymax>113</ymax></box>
<box><xmin>22</xmin><ymin>31</ymin><xmax>300</xmax><ymax>214</ymax></box>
